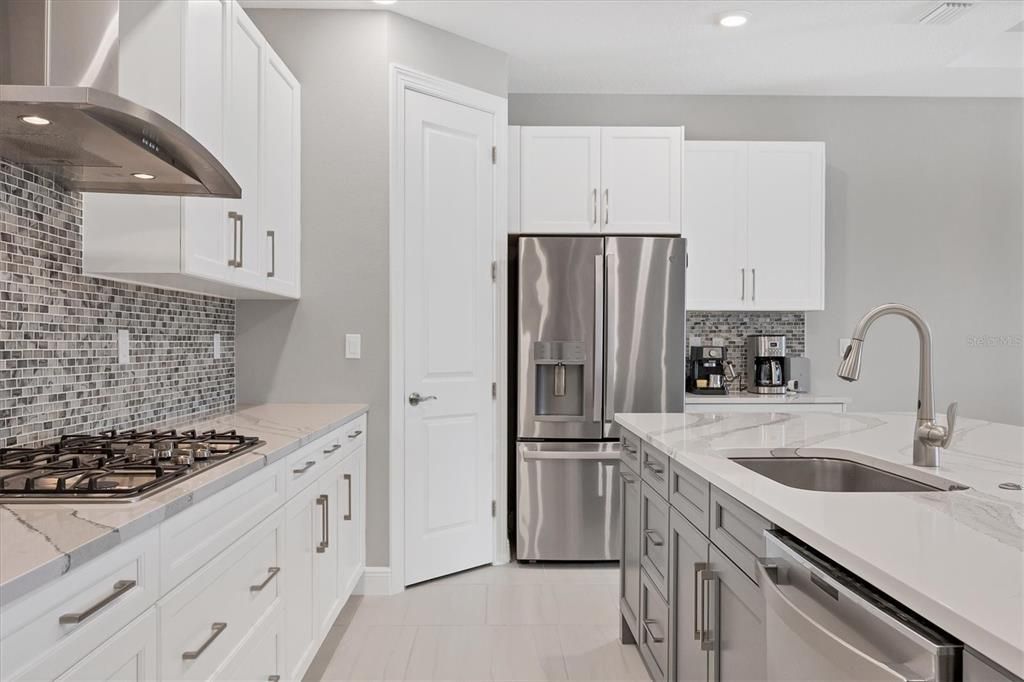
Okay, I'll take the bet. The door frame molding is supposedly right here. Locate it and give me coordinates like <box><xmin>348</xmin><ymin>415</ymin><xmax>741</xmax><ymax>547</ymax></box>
<box><xmin>388</xmin><ymin>64</ymin><xmax>508</xmax><ymax>593</ymax></box>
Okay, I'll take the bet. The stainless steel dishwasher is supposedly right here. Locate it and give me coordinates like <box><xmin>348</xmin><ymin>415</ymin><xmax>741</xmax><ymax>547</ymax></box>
<box><xmin>759</xmin><ymin>530</ymin><xmax>962</xmax><ymax>682</ymax></box>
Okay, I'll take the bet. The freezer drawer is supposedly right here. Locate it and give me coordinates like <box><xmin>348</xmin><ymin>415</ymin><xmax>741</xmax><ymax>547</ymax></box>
<box><xmin>517</xmin><ymin>441</ymin><xmax>621</xmax><ymax>560</ymax></box>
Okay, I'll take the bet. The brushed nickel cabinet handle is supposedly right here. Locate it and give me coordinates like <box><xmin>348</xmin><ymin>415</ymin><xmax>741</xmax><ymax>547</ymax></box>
<box><xmin>644</xmin><ymin>529</ymin><xmax>664</xmax><ymax>547</ymax></box>
<box><xmin>620</xmin><ymin>471</ymin><xmax>637</xmax><ymax>484</ymax></box>
<box><xmin>740</xmin><ymin>268</ymin><xmax>745</xmax><ymax>301</ymax></box>
<box><xmin>644</xmin><ymin>460</ymin><xmax>665</xmax><ymax>477</ymax></box>
<box><xmin>316</xmin><ymin>494</ymin><xmax>329</xmax><ymax>553</ymax></box>
<box><xmin>59</xmin><ymin>580</ymin><xmax>136</xmax><ymax>624</ymax></box>
<box><xmin>604</xmin><ymin>188</ymin><xmax>610</xmax><ymax>225</ymax></box>
<box><xmin>592</xmin><ymin>188</ymin><xmax>597</xmax><ymax>224</ymax></box>
<box><xmin>266</xmin><ymin>229</ymin><xmax>276</xmax><ymax>277</ymax></box>
<box><xmin>249</xmin><ymin>566</ymin><xmax>280</xmax><ymax>592</ymax></box>
<box><xmin>237</xmin><ymin>213</ymin><xmax>244</xmax><ymax>268</ymax></box>
<box><xmin>347</xmin><ymin>429</ymin><xmax>363</xmax><ymax>439</ymax></box>
<box><xmin>323</xmin><ymin>444</ymin><xmax>342</xmax><ymax>455</ymax></box>
<box><xmin>227</xmin><ymin>212</ymin><xmax>240</xmax><ymax>267</ymax></box>
<box><xmin>693</xmin><ymin>562</ymin><xmax>708</xmax><ymax>640</ymax></box>
<box><xmin>268</xmin><ymin>677</ymin><xmax>281</xmax><ymax>682</ymax></box>
<box><xmin>182</xmin><ymin>622</ymin><xmax>227</xmax><ymax>660</ymax></box>
<box><xmin>700</xmin><ymin>570</ymin><xmax>716</xmax><ymax>652</ymax></box>
<box><xmin>752</xmin><ymin>267</ymin><xmax>756</xmax><ymax>301</ymax></box>
<box><xmin>292</xmin><ymin>460</ymin><xmax>316</xmax><ymax>475</ymax></box>
<box><xmin>344</xmin><ymin>473</ymin><xmax>353</xmax><ymax>521</ymax></box>
<box><xmin>642</xmin><ymin>618</ymin><xmax>665</xmax><ymax>643</ymax></box>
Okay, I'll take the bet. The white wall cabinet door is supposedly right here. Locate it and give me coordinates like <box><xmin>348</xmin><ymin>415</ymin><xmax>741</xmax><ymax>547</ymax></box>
<box><xmin>225</xmin><ymin>3</ymin><xmax>265</xmax><ymax>288</ymax></box>
<box><xmin>746</xmin><ymin>142</ymin><xmax>825</xmax><ymax>310</ymax></box>
<box><xmin>600</xmin><ymin>127</ymin><xmax>682</xmax><ymax>234</ymax></box>
<box><xmin>338</xmin><ymin>445</ymin><xmax>366</xmax><ymax>599</ymax></box>
<box><xmin>283</xmin><ymin>482</ymin><xmax>318</xmax><ymax>681</ymax></box>
<box><xmin>259</xmin><ymin>49</ymin><xmax>301</xmax><ymax>297</ymax></box>
<box><xmin>54</xmin><ymin>610</ymin><xmax>158</xmax><ymax>682</ymax></box>
<box><xmin>683</xmin><ymin>142</ymin><xmax>748</xmax><ymax>309</ymax></box>
<box><xmin>520</xmin><ymin>126</ymin><xmax>601</xmax><ymax>233</ymax></box>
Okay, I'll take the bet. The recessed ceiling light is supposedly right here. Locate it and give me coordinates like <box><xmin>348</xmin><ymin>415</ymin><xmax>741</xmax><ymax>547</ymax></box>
<box><xmin>18</xmin><ymin>115</ymin><xmax>51</xmax><ymax>126</ymax></box>
<box><xmin>131</xmin><ymin>172</ymin><xmax>156</xmax><ymax>180</ymax></box>
<box><xmin>372</xmin><ymin>0</ymin><xmax>397</xmax><ymax>4</ymax></box>
<box><xmin>719</xmin><ymin>11</ymin><xmax>751</xmax><ymax>28</ymax></box>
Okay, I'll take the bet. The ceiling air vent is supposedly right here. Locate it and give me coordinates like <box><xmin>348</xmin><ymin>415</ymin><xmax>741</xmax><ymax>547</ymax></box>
<box><xmin>918</xmin><ymin>2</ymin><xmax>974</xmax><ymax>25</ymax></box>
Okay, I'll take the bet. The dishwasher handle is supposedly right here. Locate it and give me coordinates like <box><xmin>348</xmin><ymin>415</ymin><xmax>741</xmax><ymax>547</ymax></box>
<box><xmin>757</xmin><ymin>559</ymin><xmax>913</xmax><ymax>682</ymax></box>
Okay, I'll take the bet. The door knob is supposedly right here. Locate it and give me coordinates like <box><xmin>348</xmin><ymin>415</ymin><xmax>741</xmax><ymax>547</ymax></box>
<box><xmin>408</xmin><ymin>392</ymin><xmax>437</xmax><ymax>406</ymax></box>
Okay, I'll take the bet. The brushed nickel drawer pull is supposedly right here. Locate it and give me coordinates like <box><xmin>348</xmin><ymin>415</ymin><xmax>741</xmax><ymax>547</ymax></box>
<box><xmin>644</xmin><ymin>460</ymin><xmax>665</xmax><ymax>476</ymax></box>
<box><xmin>620</xmin><ymin>471</ymin><xmax>637</xmax><ymax>484</ymax></box>
<box><xmin>693</xmin><ymin>562</ymin><xmax>708</xmax><ymax>640</ymax></box>
<box><xmin>644</xmin><ymin>529</ymin><xmax>664</xmax><ymax>547</ymax></box>
<box><xmin>323</xmin><ymin>444</ymin><xmax>342</xmax><ymax>455</ymax></box>
<box><xmin>249</xmin><ymin>566</ymin><xmax>281</xmax><ymax>592</ymax></box>
<box><xmin>268</xmin><ymin>677</ymin><xmax>281</xmax><ymax>682</ymax></box>
<box><xmin>316</xmin><ymin>494</ymin><xmax>329</xmax><ymax>553</ymax></box>
<box><xmin>642</xmin><ymin>618</ymin><xmax>664</xmax><ymax>643</ymax></box>
<box><xmin>266</xmin><ymin>229</ymin><xmax>276</xmax><ymax>278</ymax></box>
<box><xmin>292</xmin><ymin>460</ymin><xmax>316</xmax><ymax>474</ymax></box>
<box><xmin>182</xmin><ymin>622</ymin><xmax>227</xmax><ymax>660</ymax></box>
<box><xmin>59</xmin><ymin>579</ymin><xmax>136</xmax><ymax>624</ymax></box>
<box><xmin>344</xmin><ymin>473</ymin><xmax>353</xmax><ymax>521</ymax></box>
<box><xmin>347</xmin><ymin>429</ymin><xmax>363</xmax><ymax>439</ymax></box>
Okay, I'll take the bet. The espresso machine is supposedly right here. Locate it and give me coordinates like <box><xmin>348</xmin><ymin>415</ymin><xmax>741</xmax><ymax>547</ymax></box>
<box><xmin>747</xmin><ymin>335</ymin><xmax>786</xmax><ymax>394</ymax></box>
<box><xmin>687</xmin><ymin>346</ymin><xmax>729</xmax><ymax>395</ymax></box>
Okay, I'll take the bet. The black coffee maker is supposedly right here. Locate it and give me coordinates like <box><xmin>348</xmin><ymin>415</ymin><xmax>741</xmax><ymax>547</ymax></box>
<box><xmin>687</xmin><ymin>346</ymin><xmax>728</xmax><ymax>395</ymax></box>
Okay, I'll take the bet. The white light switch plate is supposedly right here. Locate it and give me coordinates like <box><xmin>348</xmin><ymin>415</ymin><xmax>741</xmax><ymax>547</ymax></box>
<box><xmin>839</xmin><ymin>338</ymin><xmax>852</xmax><ymax>358</ymax></box>
<box><xmin>214</xmin><ymin>333</ymin><xmax>222</xmax><ymax>360</ymax></box>
<box><xmin>345</xmin><ymin>334</ymin><xmax>362</xmax><ymax>359</ymax></box>
<box><xmin>117</xmin><ymin>329</ymin><xmax>130</xmax><ymax>364</ymax></box>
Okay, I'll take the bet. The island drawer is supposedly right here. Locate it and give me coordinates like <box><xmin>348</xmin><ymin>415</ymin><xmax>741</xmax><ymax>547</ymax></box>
<box><xmin>709</xmin><ymin>487</ymin><xmax>771</xmax><ymax>582</ymax></box>
<box><xmin>641</xmin><ymin>441</ymin><xmax>670</xmax><ymax>501</ymax></box>
<box><xmin>669</xmin><ymin>459</ymin><xmax>710</xmax><ymax>535</ymax></box>
<box><xmin>0</xmin><ymin>529</ymin><xmax>160</xmax><ymax>681</ymax></box>
<box><xmin>639</xmin><ymin>570</ymin><xmax>669</xmax><ymax>682</ymax></box>
<box><xmin>620</xmin><ymin>430</ymin><xmax>642</xmax><ymax>475</ymax></box>
<box><xmin>640</xmin><ymin>481</ymin><xmax>670</xmax><ymax>600</ymax></box>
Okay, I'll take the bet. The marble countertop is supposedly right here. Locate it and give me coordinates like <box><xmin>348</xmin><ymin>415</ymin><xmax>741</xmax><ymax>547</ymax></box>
<box><xmin>0</xmin><ymin>403</ymin><xmax>368</xmax><ymax>607</ymax></box>
<box><xmin>615</xmin><ymin>410</ymin><xmax>1024</xmax><ymax>678</ymax></box>
<box><xmin>686</xmin><ymin>392</ymin><xmax>850</xmax><ymax>404</ymax></box>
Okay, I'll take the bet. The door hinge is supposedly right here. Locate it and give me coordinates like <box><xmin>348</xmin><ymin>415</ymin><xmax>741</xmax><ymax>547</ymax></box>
<box><xmin>491</xmin><ymin>146</ymin><xmax>497</xmax><ymax>165</ymax></box>
<box><xmin>491</xmin><ymin>381</ymin><xmax>497</xmax><ymax>398</ymax></box>
<box><xmin>491</xmin><ymin>499</ymin><xmax>497</xmax><ymax>517</ymax></box>
<box><xmin>491</xmin><ymin>260</ymin><xmax>497</xmax><ymax>281</ymax></box>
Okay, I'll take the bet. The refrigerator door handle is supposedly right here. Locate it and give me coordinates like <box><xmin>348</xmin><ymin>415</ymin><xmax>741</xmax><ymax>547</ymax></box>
<box><xmin>593</xmin><ymin>254</ymin><xmax>604</xmax><ymax>423</ymax></box>
<box><xmin>603</xmin><ymin>251</ymin><xmax>616</xmax><ymax>424</ymax></box>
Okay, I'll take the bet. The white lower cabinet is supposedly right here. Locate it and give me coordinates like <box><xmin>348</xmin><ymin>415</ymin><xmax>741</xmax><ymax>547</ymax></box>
<box><xmin>0</xmin><ymin>415</ymin><xmax>368</xmax><ymax>682</ymax></box>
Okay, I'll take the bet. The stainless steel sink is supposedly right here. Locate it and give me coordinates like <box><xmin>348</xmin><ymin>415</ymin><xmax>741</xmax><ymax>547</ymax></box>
<box><xmin>730</xmin><ymin>456</ymin><xmax>967</xmax><ymax>493</ymax></box>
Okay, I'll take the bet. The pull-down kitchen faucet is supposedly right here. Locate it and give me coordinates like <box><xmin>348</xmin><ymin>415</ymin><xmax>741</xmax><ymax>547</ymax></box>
<box><xmin>837</xmin><ymin>303</ymin><xmax>957</xmax><ymax>467</ymax></box>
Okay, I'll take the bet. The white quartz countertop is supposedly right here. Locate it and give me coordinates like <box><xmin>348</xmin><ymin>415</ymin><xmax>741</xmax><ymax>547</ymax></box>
<box><xmin>0</xmin><ymin>403</ymin><xmax>368</xmax><ymax>607</ymax></box>
<box><xmin>685</xmin><ymin>392</ymin><xmax>849</xmax><ymax>404</ymax></box>
<box><xmin>615</xmin><ymin>410</ymin><xmax>1024</xmax><ymax>678</ymax></box>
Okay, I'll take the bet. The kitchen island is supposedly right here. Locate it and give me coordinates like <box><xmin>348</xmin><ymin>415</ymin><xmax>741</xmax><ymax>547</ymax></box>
<box><xmin>616</xmin><ymin>410</ymin><xmax>1023</xmax><ymax>681</ymax></box>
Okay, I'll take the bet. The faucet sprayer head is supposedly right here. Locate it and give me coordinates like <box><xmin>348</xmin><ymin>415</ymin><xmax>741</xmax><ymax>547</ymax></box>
<box><xmin>837</xmin><ymin>338</ymin><xmax>864</xmax><ymax>382</ymax></box>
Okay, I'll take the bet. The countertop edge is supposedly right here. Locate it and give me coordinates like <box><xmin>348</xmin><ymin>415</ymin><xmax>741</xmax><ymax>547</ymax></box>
<box><xmin>0</xmin><ymin>404</ymin><xmax>369</xmax><ymax>607</ymax></box>
<box><xmin>615</xmin><ymin>412</ymin><xmax>1024</xmax><ymax>680</ymax></box>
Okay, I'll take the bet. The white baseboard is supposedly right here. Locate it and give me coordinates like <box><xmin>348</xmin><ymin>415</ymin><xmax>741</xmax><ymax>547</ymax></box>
<box><xmin>355</xmin><ymin>566</ymin><xmax>394</xmax><ymax>596</ymax></box>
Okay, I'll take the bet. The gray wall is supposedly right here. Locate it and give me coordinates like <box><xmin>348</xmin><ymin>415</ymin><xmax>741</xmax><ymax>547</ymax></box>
<box><xmin>511</xmin><ymin>95</ymin><xmax>1024</xmax><ymax>425</ymax></box>
<box><xmin>236</xmin><ymin>9</ymin><xmax>506</xmax><ymax>567</ymax></box>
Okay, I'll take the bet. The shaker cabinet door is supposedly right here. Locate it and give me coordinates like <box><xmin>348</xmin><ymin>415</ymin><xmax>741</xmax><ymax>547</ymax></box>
<box><xmin>600</xmin><ymin>127</ymin><xmax>682</xmax><ymax>235</ymax></box>
<box><xmin>708</xmin><ymin>545</ymin><xmax>766</xmax><ymax>682</ymax></box>
<box><xmin>54</xmin><ymin>609</ymin><xmax>158</xmax><ymax>682</ymax></box>
<box><xmin>520</xmin><ymin>127</ymin><xmax>601</xmax><ymax>233</ymax></box>
<box><xmin>669</xmin><ymin>509</ymin><xmax>710</xmax><ymax>682</ymax></box>
<box><xmin>338</xmin><ymin>445</ymin><xmax>367</xmax><ymax>600</ymax></box>
<box><xmin>619</xmin><ymin>467</ymin><xmax>643</xmax><ymax>642</ymax></box>
<box><xmin>283</xmin><ymin>484</ymin><xmax>319</xmax><ymax>681</ymax></box>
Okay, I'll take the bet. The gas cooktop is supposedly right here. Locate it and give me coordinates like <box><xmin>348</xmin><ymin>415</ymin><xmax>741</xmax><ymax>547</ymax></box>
<box><xmin>0</xmin><ymin>429</ymin><xmax>265</xmax><ymax>503</ymax></box>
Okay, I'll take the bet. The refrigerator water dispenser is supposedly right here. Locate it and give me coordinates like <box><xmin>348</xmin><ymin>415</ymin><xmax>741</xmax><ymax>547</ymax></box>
<box><xmin>533</xmin><ymin>341</ymin><xmax>586</xmax><ymax>419</ymax></box>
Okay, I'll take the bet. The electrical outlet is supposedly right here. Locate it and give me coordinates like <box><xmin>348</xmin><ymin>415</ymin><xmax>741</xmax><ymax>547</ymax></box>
<box><xmin>117</xmin><ymin>329</ymin><xmax>130</xmax><ymax>364</ymax></box>
<box><xmin>345</xmin><ymin>334</ymin><xmax>362</xmax><ymax>359</ymax></box>
<box><xmin>839</xmin><ymin>338</ymin><xmax>852</xmax><ymax>358</ymax></box>
<box><xmin>214</xmin><ymin>333</ymin><xmax>222</xmax><ymax>360</ymax></box>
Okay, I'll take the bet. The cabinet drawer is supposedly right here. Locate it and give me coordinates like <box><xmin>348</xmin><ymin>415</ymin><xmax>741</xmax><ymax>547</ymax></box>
<box><xmin>639</xmin><ymin>570</ymin><xmax>669</xmax><ymax>682</ymax></box>
<box><xmin>0</xmin><ymin>530</ymin><xmax>159</xmax><ymax>681</ymax></box>
<box><xmin>640</xmin><ymin>441</ymin><xmax>670</xmax><ymax>501</ymax></box>
<box><xmin>670</xmin><ymin>459</ymin><xmax>710</xmax><ymax>535</ymax></box>
<box><xmin>159</xmin><ymin>508</ymin><xmax>284</xmax><ymax>681</ymax></box>
<box><xmin>640</xmin><ymin>482</ymin><xmax>670</xmax><ymax>600</ymax></box>
<box><xmin>709</xmin><ymin>487</ymin><xmax>771</xmax><ymax>582</ymax></box>
<box><xmin>214</xmin><ymin>600</ymin><xmax>284</xmax><ymax>682</ymax></box>
<box><xmin>337</xmin><ymin>414</ymin><xmax>367</xmax><ymax>458</ymax></box>
<box><xmin>620</xmin><ymin>429</ymin><xmax>641</xmax><ymax>475</ymax></box>
<box><xmin>285</xmin><ymin>429</ymin><xmax>341</xmax><ymax>496</ymax></box>
<box><xmin>161</xmin><ymin>458</ymin><xmax>285</xmax><ymax>590</ymax></box>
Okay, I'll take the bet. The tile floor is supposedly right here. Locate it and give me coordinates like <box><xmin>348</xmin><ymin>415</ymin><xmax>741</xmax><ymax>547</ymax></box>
<box><xmin>306</xmin><ymin>562</ymin><xmax>649</xmax><ymax>682</ymax></box>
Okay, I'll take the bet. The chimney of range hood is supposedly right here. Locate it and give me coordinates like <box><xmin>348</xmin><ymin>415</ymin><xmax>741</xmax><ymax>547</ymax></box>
<box><xmin>0</xmin><ymin>0</ymin><xmax>241</xmax><ymax>198</ymax></box>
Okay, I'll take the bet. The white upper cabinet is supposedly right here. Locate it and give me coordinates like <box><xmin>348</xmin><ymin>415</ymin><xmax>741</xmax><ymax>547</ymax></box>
<box><xmin>82</xmin><ymin>1</ymin><xmax>301</xmax><ymax>300</ymax></box>
<box><xmin>520</xmin><ymin>127</ymin><xmax>601</xmax><ymax>233</ymax></box>
<box><xmin>515</xmin><ymin>126</ymin><xmax>683</xmax><ymax>235</ymax></box>
<box><xmin>600</xmin><ymin>127</ymin><xmax>682</xmax><ymax>234</ymax></box>
<box><xmin>683</xmin><ymin>141</ymin><xmax>825</xmax><ymax>311</ymax></box>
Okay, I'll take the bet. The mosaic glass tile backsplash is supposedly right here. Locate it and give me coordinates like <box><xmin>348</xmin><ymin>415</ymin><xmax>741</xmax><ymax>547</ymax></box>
<box><xmin>686</xmin><ymin>311</ymin><xmax>806</xmax><ymax>390</ymax></box>
<box><xmin>1</xmin><ymin>162</ymin><xmax>235</xmax><ymax>447</ymax></box>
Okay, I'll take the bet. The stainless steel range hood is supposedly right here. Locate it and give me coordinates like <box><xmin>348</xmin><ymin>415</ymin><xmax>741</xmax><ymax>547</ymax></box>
<box><xmin>0</xmin><ymin>0</ymin><xmax>241</xmax><ymax>198</ymax></box>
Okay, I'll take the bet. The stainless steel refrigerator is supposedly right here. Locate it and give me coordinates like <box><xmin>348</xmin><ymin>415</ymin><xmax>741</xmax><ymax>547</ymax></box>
<box><xmin>515</xmin><ymin>236</ymin><xmax>686</xmax><ymax>560</ymax></box>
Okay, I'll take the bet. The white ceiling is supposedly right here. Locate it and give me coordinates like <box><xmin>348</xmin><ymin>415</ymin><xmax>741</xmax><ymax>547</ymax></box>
<box><xmin>240</xmin><ymin>1</ymin><xmax>1024</xmax><ymax>97</ymax></box>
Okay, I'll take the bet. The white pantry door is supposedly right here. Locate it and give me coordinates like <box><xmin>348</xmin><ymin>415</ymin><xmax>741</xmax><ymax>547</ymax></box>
<box><xmin>403</xmin><ymin>89</ymin><xmax>495</xmax><ymax>585</ymax></box>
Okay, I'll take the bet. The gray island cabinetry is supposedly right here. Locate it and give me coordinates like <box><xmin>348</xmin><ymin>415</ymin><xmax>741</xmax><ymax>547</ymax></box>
<box><xmin>619</xmin><ymin>429</ymin><xmax>769</xmax><ymax>682</ymax></box>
